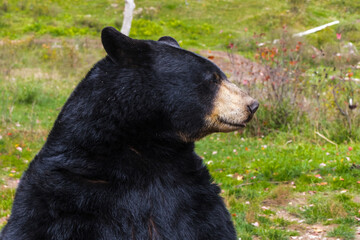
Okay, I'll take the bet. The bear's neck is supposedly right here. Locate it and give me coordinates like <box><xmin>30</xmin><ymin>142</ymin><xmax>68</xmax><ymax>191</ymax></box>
<box><xmin>45</xmin><ymin>120</ymin><xmax>195</xmax><ymax>157</ymax></box>
<box><xmin>41</xmin><ymin>130</ymin><xmax>201</xmax><ymax>182</ymax></box>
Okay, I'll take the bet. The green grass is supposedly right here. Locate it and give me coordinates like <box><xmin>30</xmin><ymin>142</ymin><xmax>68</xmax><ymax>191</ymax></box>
<box><xmin>0</xmin><ymin>189</ymin><xmax>16</xmax><ymax>222</ymax></box>
<box><xmin>196</xmin><ymin>133</ymin><xmax>360</xmax><ymax>238</ymax></box>
<box><xmin>1</xmin><ymin>0</ymin><xmax>360</xmax><ymax>50</ymax></box>
<box><xmin>1</xmin><ymin>0</ymin><xmax>360</xmax><ymax>238</ymax></box>
<box><xmin>328</xmin><ymin>224</ymin><xmax>356</xmax><ymax>240</ymax></box>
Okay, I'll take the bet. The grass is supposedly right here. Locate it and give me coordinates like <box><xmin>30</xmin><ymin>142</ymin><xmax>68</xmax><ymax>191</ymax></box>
<box><xmin>1</xmin><ymin>0</ymin><xmax>360</xmax><ymax>238</ymax></box>
<box><xmin>1</xmin><ymin>0</ymin><xmax>360</xmax><ymax>50</ymax></box>
<box><xmin>196</xmin><ymin>134</ymin><xmax>360</xmax><ymax>238</ymax></box>
<box><xmin>328</xmin><ymin>224</ymin><xmax>356</xmax><ymax>240</ymax></box>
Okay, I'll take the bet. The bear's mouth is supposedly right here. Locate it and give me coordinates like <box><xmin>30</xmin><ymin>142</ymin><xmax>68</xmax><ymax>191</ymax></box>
<box><xmin>218</xmin><ymin>117</ymin><xmax>246</xmax><ymax>128</ymax></box>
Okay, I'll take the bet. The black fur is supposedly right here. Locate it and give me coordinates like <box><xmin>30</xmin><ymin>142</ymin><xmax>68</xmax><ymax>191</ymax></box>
<box><xmin>0</xmin><ymin>27</ymin><xmax>237</xmax><ymax>240</ymax></box>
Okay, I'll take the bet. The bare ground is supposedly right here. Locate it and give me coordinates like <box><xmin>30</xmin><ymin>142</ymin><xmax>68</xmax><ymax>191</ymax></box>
<box><xmin>1</xmin><ymin>177</ymin><xmax>19</xmax><ymax>190</ymax></box>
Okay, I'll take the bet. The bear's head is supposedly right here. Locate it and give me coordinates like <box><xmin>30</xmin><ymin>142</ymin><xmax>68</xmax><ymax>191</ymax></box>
<box><xmin>100</xmin><ymin>27</ymin><xmax>258</xmax><ymax>143</ymax></box>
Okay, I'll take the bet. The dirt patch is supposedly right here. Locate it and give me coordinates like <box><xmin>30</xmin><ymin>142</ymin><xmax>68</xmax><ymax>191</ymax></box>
<box><xmin>0</xmin><ymin>37</ymin><xmax>102</xmax><ymax>49</ymax></box>
<box><xmin>263</xmin><ymin>192</ymin><xmax>344</xmax><ymax>240</ymax></box>
<box><xmin>356</xmin><ymin>227</ymin><xmax>360</xmax><ymax>240</ymax></box>
<box><xmin>262</xmin><ymin>185</ymin><xmax>294</xmax><ymax>206</ymax></box>
<box><xmin>275</xmin><ymin>209</ymin><xmax>304</xmax><ymax>223</ymax></box>
<box><xmin>353</xmin><ymin>195</ymin><xmax>360</xmax><ymax>204</ymax></box>
<box><xmin>289</xmin><ymin>224</ymin><xmax>339</xmax><ymax>240</ymax></box>
<box><xmin>6</xmin><ymin>68</ymin><xmax>61</xmax><ymax>81</ymax></box>
<box><xmin>1</xmin><ymin>177</ymin><xmax>19</xmax><ymax>190</ymax></box>
<box><xmin>288</xmin><ymin>193</ymin><xmax>308</xmax><ymax>207</ymax></box>
<box><xmin>269</xmin><ymin>209</ymin><xmax>341</xmax><ymax>240</ymax></box>
<box><xmin>0</xmin><ymin>216</ymin><xmax>8</xmax><ymax>226</ymax></box>
<box><xmin>261</xmin><ymin>187</ymin><xmax>307</xmax><ymax>208</ymax></box>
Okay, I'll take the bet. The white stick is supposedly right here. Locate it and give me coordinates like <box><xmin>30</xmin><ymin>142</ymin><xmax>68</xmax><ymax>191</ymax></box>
<box><xmin>293</xmin><ymin>21</ymin><xmax>340</xmax><ymax>37</ymax></box>
<box><xmin>257</xmin><ymin>21</ymin><xmax>340</xmax><ymax>46</ymax></box>
<box><xmin>121</xmin><ymin>0</ymin><xmax>136</xmax><ymax>36</ymax></box>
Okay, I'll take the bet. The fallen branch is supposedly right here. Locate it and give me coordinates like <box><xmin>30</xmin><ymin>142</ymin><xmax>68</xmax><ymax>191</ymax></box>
<box><xmin>315</xmin><ymin>131</ymin><xmax>338</xmax><ymax>150</ymax></box>
<box><xmin>258</xmin><ymin>20</ymin><xmax>340</xmax><ymax>46</ymax></box>
<box><xmin>293</xmin><ymin>20</ymin><xmax>340</xmax><ymax>37</ymax></box>
<box><xmin>235</xmin><ymin>182</ymin><xmax>255</xmax><ymax>188</ymax></box>
<box><xmin>236</xmin><ymin>181</ymin><xmax>291</xmax><ymax>188</ymax></box>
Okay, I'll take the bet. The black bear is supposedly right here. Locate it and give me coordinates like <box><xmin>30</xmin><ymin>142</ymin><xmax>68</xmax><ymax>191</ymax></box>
<box><xmin>0</xmin><ymin>27</ymin><xmax>259</xmax><ymax>240</ymax></box>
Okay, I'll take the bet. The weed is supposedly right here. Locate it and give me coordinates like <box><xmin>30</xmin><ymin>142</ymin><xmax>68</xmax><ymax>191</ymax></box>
<box><xmin>130</xmin><ymin>19</ymin><xmax>163</xmax><ymax>37</ymax></box>
<box><xmin>328</xmin><ymin>224</ymin><xmax>355</xmax><ymax>240</ymax></box>
<box><xmin>76</xmin><ymin>17</ymin><xmax>103</xmax><ymax>32</ymax></box>
<box><xmin>227</xmin><ymin>24</ymin><xmax>360</xmax><ymax>142</ymax></box>
<box><xmin>267</xmin><ymin>186</ymin><xmax>293</xmax><ymax>206</ymax></box>
<box><xmin>0</xmin><ymin>1</ymin><xmax>8</xmax><ymax>12</ymax></box>
<box><xmin>245</xmin><ymin>205</ymin><xmax>258</xmax><ymax>223</ymax></box>
<box><xmin>0</xmin><ymin>189</ymin><xmax>15</xmax><ymax>225</ymax></box>
<box><xmin>273</xmin><ymin>217</ymin><xmax>292</xmax><ymax>227</ymax></box>
<box><xmin>300</xmin><ymin>195</ymin><xmax>347</xmax><ymax>224</ymax></box>
<box><xmin>257</xmin><ymin>228</ymin><xmax>297</xmax><ymax>240</ymax></box>
<box><xmin>11</xmin><ymin>81</ymin><xmax>44</xmax><ymax>105</ymax></box>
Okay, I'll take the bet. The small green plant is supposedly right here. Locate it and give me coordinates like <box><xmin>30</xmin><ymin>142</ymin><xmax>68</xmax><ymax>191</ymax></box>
<box><xmin>0</xmin><ymin>189</ymin><xmax>15</xmax><ymax>228</ymax></box>
<box><xmin>130</xmin><ymin>19</ymin><xmax>163</xmax><ymax>38</ymax></box>
<box><xmin>328</xmin><ymin>225</ymin><xmax>355</xmax><ymax>240</ymax></box>
<box><xmin>166</xmin><ymin>19</ymin><xmax>214</xmax><ymax>39</ymax></box>
<box><xmin>0</xmin><ymin>1</ymin><xmax>9</xmax><ymax>12</ymax></box>
<box><xmin>300</xmin><ymin>195</ymin><xmax>347</xmax><ymax>224</ymax></box>
<box><xmin>15</xmin><ymin>83</ymin><xmax>42</xmax><ymax>105</ymax></box>
<box><xmin>76</xmin><ymin>17</ymin><xmax>103</xmax><ymax>32</ymax></box>
<box><xmin>273</xmin><ymin>217</ymin><xmax>292</xmax><ymax>227</ymax></box>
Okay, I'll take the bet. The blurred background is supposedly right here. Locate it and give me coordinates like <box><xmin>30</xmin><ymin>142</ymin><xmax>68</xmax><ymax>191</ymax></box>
<box><xmin>0</xmin><ymin>1</ymin><xmax>360</xmax><ymax>239</ymax></box>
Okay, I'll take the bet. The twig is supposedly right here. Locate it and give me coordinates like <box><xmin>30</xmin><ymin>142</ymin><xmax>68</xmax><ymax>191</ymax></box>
<box><xmin>315</xmin><ymin>131</ymin><xmax>338</xmax><ymax>150</ymax></box>
<box><xmin>235</xmin><ymin>182</ymin><xmax>255</xmax><ymax>188</ymax></box>
<box><xmin>235</xmin><ymin>181</ymin><xmax>291</xmax><ymax>188</ymax></box>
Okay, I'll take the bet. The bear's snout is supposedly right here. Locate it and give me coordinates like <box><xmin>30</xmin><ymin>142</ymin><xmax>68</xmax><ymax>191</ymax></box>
<box><xmin>204</xmin><ymin>81</ymin><xmax>259</xmax><ymax>133</ymax></box>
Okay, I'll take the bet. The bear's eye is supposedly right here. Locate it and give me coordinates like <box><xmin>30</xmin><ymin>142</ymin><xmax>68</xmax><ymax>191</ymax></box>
<box><xmin>212</xmin><ymin>73</ymin><xmax>221</xmax><ymax>84</ymax></box>
<box><xmin>204</xmin><ymin>72</ymin><xmax>221</xmax><ymax>84</ymax></box>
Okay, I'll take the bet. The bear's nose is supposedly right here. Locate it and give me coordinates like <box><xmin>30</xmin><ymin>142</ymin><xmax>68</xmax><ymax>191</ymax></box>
<box><xmin>247</xmin><ymin>101</ymin><xmax>259</xmax><ymax>114</ymax></box>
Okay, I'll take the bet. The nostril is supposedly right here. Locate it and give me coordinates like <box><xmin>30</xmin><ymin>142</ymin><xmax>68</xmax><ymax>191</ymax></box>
<box><xmin>248</xmin><ymin>101</ymin><xmax>259</xmax><ymax>114</ymax></box>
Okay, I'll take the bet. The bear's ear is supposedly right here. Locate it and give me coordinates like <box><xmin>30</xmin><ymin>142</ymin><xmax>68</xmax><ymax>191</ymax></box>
<box><xmin>101</xmin><ymin>27</ymin><xmax>149</xmax><ymax>64</ymax></box>
<box><xmin>158</xmin><ymin>36</ymin><xmax>180</xmax><ymax>47</ymax></box>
